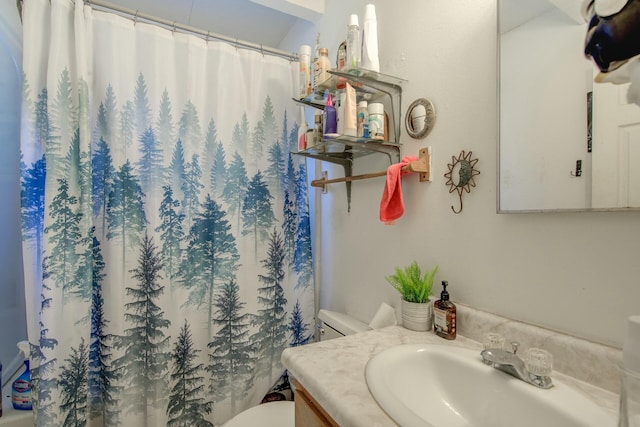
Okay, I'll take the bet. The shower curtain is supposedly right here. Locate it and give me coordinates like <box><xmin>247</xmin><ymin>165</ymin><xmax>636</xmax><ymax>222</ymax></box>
<box><xmin>19</xmin><ymin>0</ymin><xmax>314</xmax><ymax>425</ymax></box>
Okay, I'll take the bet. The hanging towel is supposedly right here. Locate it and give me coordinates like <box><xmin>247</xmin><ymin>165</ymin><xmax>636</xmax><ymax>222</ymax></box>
<box><xmin>380</xmin><ymin>156</ymin><xmax>418</xmax><ymax>225</ymax></box>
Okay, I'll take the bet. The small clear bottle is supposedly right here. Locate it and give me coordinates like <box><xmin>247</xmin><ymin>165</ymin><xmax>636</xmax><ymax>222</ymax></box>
<box><xmin>314</xmin><ymin>48</ymin><xmax>331</xmax><ymax>89</ymax></box>
<box><xmin>434</xmin><ymin>281</ymin><xmax>456</xmax><ymax>340</ymax></box>
<box><xmin>313</xmin><ymin>114</ymin><xmax>324</xmax><ymax>153</ymax></box>
<box><xmin>346</xmin><ymin>14</ymin><xmax>361</xmax><ymax>69</ymax></box>
<box><xmin>336</xmin><ymin>41</ymin><xmax>347</xmax><ymax>71</ymax></box>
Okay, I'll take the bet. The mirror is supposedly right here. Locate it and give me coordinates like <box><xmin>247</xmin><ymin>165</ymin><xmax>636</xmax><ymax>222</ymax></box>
<box><xmin>498</xmin><ymin>0</ymin><xmax>640</xmax><ymax>212</ymax></box>
<box><xmin>405</xmin><ymin>98</ymin><xmax>435</xmax><ymax>139</ymax></box>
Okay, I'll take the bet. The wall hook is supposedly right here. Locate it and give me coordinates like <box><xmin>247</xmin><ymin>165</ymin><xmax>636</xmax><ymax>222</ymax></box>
<box><xmin>452</xmin><ymin>193</ymin><xmax>464</xmax><ymax>214</ymax></box>
<box><xmin>444</xmin><ymin>150</ymin><xmax>480</xmax><ymax>214</ymax></box>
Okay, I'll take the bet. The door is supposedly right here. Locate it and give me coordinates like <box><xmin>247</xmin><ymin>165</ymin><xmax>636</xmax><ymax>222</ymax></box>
<box><xmin>592</xmin><ymin>79</ymin><xmax>640</xmax><ymax>208</ymax></box>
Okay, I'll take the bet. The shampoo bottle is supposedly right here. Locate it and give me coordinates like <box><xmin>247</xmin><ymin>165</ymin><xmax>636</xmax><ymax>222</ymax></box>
<box><xmin>12</xmin><ymin>341</ymin><xmax>32</xmax><ymax>411</ymax></box>
<box><xmin>434</xmin><ymin>281</ymin><xmax>456</xmax><ymax>340</ymax></box>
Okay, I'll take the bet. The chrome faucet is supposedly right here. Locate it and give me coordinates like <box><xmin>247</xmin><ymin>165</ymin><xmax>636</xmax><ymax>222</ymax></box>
<box><xmin>480</xmin><ymin>341</ymin><xmax>553</xmax><ymax>389</ymax></box>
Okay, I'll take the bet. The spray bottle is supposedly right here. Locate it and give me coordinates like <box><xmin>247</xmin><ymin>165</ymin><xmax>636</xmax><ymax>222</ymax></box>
<box><xmin>12</xmin><ymin>341</ymin><xmax>32</xmax><ymax>411</ymax></box>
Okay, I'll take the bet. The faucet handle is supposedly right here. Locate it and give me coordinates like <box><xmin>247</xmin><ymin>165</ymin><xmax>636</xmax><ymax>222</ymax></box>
<box><xmin>525</xmin><ymin>348</ymin><xmax>553</xmax><ymax>377</ymax></box>
<box><xmin>482</xmin><ymin>333</ymin><xmax>505</xmax><ymax>350</ymax></box>
<box><xmin>511</xmin><ymin>341</ymin><xmax>520</xmax><ymax>355</ymax></box>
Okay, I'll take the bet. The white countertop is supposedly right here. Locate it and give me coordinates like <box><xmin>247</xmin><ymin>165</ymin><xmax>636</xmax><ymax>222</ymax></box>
<box><xmin>281</xmin><ymin>325</ymin><xmax>619</xmax><ymax>427</ymax></box>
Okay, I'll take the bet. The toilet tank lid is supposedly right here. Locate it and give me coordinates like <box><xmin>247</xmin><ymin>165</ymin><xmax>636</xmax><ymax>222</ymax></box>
<box><xmin>318</xmin><ymin>309</ymin><xmax>371</xmax><ymax>335</ymax></box>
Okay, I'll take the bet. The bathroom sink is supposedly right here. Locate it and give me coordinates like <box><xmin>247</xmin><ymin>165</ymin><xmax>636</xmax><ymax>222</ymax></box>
<box><xmin>365</xmin><ymin>344</ymin><xmax>615</xmax><ymax>427</ymax></box>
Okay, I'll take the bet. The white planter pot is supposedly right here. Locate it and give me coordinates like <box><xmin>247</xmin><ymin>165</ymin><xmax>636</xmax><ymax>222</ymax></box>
<box><xmin>401</xmin><ymin>299</ymin><xmax>433</xmax><ymax>332</ymax></box>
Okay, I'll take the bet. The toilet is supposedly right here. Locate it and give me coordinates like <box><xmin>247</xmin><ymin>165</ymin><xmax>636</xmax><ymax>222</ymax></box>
<box><xmin>222</xmin><ymin>309</ymin><xmax>371</xmax><ymax>427</ymax></box>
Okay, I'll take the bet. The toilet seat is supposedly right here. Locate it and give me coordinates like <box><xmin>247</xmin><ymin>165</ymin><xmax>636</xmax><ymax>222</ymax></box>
<box><xmin>222</xmin><ymin>401</ymin><xmax>294</xmax><ymax>427</ymax></box>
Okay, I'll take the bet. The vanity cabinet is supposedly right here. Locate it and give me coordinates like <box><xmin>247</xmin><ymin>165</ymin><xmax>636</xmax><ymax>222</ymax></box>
<box><xmin>294</xmin><ymin>381</ymin><xmax>339</xmax><ymax>427</ymax></box>
<box><xmin>293</xmin><ymin>68</ymin><xmax>406</xmax><ymax>210</ymax></box>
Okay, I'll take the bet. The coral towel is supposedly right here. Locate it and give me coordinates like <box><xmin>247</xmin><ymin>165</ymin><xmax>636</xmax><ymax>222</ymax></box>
<box><xmin>380</xmin><ymin>156</ymin><xmax>417</xmax><ymax>225</ymax></box>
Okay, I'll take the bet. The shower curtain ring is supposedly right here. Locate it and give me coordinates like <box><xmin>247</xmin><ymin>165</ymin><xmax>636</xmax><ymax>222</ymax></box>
<box><xmin>133</xmin><ymin>10</ymin><xmax>138</xmax><ymax>26</ymax></box>
<box><xmin>206</xmin><ymin>31</ymin><xmax>210</xmax><ymax>44</ymax></box>
<box><xmin>260</xmin><ymin>44</ymin><xmax>264</xmax><ymax>57</ymax></box>
<box><xmin>172</xmin><ymin>22</ymin><xmax>176</xmax><ymax>33</ymax></box>
<box><xmin>235</xmin><ymin>38</ymin><xmax>239</xmax><ymax>51</ymax></box>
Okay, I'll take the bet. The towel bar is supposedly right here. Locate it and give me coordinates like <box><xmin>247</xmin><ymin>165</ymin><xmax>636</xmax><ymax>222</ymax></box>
<box><xmin>310</xmin><ymin>146</ymin><xmax>432</xmax><ymax>190</ymax></box>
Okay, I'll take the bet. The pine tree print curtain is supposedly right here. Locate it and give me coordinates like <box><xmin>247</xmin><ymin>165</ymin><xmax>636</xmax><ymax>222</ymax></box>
<box><xmin>20</xmin><ymin>0</ymin><xmax>314</xmax><ymax>425</ymax></box>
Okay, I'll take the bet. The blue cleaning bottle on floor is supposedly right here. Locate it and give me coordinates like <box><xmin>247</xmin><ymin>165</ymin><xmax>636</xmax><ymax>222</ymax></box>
<box><xmin>12</xmin><ymin>341</ymin><xmax>32</xmax><ymax>411</ymax></box>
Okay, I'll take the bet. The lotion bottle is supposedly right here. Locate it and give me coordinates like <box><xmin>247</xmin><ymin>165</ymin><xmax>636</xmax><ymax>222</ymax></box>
<box><xmin>434</xmin><ymin>281</ymin><xmax>456</xmax><ymax>340</ymax></box>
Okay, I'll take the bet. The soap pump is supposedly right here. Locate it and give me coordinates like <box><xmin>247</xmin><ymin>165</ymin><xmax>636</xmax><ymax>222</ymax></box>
<box><xmin>434</xmin><ymin>281</ymin><xmax>457</xmax><ymax>340</ymax></box>
<box><xmin>12</xmin><ymin>341</ymin><xmax>32</xmax><ymax>411</ymax></box>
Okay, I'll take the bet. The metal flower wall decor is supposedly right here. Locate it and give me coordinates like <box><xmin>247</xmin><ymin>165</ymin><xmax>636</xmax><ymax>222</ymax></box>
<box><xmin>444</xmin><ymin>150</ymin><xmax>480</xmax><ymax>214</ymax></box>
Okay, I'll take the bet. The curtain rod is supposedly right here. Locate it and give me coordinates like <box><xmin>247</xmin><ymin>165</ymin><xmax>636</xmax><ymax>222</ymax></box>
<box><xmin>84</xmin><ymin>0</ymin><xmax>299</xmax><ymax>62</ymax></box>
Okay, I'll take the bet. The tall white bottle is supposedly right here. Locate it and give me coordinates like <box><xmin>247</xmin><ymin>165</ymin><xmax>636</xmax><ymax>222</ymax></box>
<box><xmin>361</xmin><ymin>4</ymin><xmax>380</xmax><ymax>72</ymax></box>
<box><xmin>346</xmin><ymin>14</ymin><xmax>361</xmax><ymax>69</ymax></box>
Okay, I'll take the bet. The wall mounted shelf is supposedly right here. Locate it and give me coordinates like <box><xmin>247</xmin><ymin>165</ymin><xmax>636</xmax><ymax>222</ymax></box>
<box><xmin>292</xmin><ymin>68</ymin><xmax>406</xmax><ymax>211</ymax></box>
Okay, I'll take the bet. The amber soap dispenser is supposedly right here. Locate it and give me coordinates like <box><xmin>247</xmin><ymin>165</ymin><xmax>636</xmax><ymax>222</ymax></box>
<box><xmin>434</xmin><ymin>281</ymin><xmax>456</xmax><ymax>340</ymax></box>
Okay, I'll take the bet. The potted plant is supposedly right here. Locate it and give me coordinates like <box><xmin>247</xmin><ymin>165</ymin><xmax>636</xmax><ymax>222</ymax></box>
<box><xmin>386</xmin><ymin>262</ymin><xmax>438</xmax><ymax>331</ymax></box>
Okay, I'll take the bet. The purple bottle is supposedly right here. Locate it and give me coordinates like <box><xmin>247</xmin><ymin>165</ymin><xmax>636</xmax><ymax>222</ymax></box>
<box><xmin>323</xmin><ymin>93</ymin><xmax>337</xmax><ymax>136</ymax></box>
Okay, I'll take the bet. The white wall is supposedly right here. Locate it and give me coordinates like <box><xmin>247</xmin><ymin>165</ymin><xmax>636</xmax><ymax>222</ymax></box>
<box><xmin>280</xmin><ymin>0</ymin><xmax>640</xmax><ymax>348</ymax></box>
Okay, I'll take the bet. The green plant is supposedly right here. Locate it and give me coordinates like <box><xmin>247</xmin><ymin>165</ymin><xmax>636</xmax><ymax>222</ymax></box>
<box><xmin>386</xmin><ymin>262</ymin><xmax>438</xmax><ymax>303</ymax></box>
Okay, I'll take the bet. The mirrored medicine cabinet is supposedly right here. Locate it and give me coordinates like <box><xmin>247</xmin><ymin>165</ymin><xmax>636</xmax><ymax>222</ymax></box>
<box><xmin>498</xmin><ymin>0</ymin><xmax>640</xmax><ymax>212</ymax></box>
